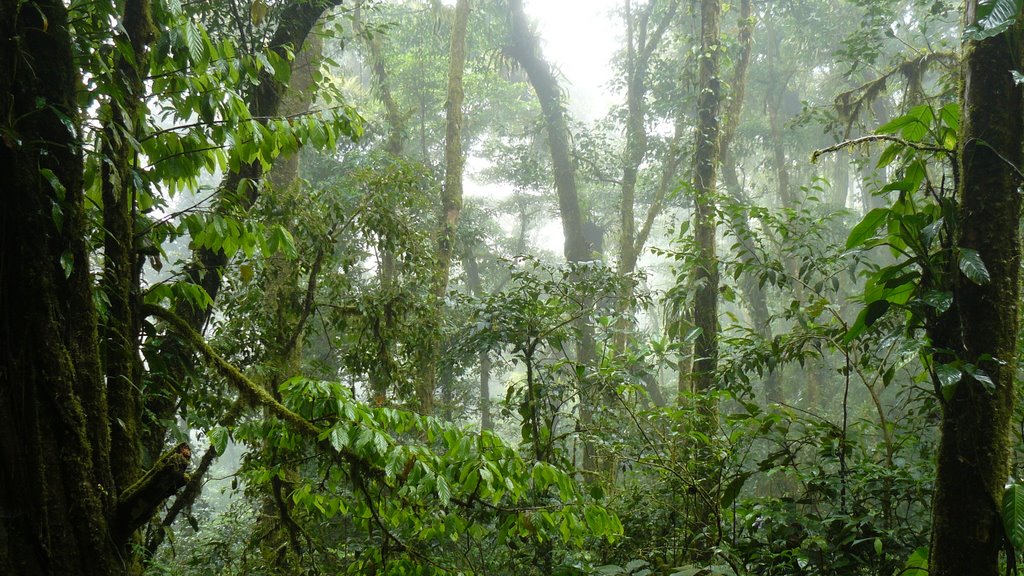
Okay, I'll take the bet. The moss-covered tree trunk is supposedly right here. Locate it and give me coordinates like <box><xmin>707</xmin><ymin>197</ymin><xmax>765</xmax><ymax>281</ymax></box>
<box><xmin>928</xmin><ymin>4</ymin><xmax>1023</xmax><ymax>574</ymax></box>
<box><xmin>717</xmin><ymin>0</ymin><xmax>781</xmax><ymax>403</ymax></box>
<box><xmin>0</xmin><ymin>1</ymin><xmax>188</xmax><ymax>572</ymax></box>
<box><xmin>688</xmin><ymin>0</ymin><xmax>722</xmax><ymax>403</ymax></box>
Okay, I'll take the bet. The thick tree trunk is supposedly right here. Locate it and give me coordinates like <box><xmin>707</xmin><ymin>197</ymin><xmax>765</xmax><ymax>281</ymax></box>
<box><xmin>0</xmin><ymin>2</ymin><xmax>187</xmax><ymax>572</ymax></box>
<box><xmin>507</xmin><ymin>0</ymin><xmax>588</xmax><ymax>263</ymax></box>
<box><xmin>101</xmin><ymin>0</ymin><xmax>154</xmax><ymax>498</ymax></box>
<box><xmin>928</xmin><ymin>4</ymin><xmax>1023</xmax><ymax>574</ymax></box>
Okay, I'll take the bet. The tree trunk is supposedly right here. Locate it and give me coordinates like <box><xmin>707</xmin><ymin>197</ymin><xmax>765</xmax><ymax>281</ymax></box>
<box><xmin>101</xmin><ymin>0</ymin><xmax>154</xmax><ymax>499</ymax></box>
<box><xmin>0</xmin><ymin>2</ymin><xmax>188</xmax><ymax>572</ymax></box>
<box><xmin>421</xmin><ymin>0</ymin><xmax>471</xmax><ymax>415</ymax></box>
<box><xmin>464</xmin><ymin>246</ymin><xmax>494</xmax><ymax>430</ymax></box>
<box><xmin>614</xmin><ymin>0</ymin><xmax>679</xmax><ymax>358</ymax></box>
<box><xmin>507</xmin><ymin>0</ymin><xmax>601</xmax><ymax>472</ymax></box>
<box><xmin>928</xmin><ymin>5</ymin><xmax>1023</xmax><ymax>574</ymax></box>
<box><xmin>506</xmin><ymin>0</ymin><xmax>588</xmax><ymax>263</ymax></box>
<box><xmin>689</xmin><ymin>0</ymin><xmax>722</xmax><ymax>402</ymax></box>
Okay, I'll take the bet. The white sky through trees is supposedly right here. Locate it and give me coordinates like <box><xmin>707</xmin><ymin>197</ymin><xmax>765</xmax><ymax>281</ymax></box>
<box><xmin>525</xmin><ymin>0</ymin><xmax>621</xmax><ymax>119</ymax></box>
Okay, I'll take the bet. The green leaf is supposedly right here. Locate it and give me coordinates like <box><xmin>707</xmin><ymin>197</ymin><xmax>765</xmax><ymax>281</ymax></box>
<box><xmin>963</xmin><ymin>363</ymin><xmax>996</xmax><ymax>393</ymax></box>
<box><xmin>936</xmin><ymin>363</ymin><xmax>962</xmax><ymax>401</ymax></box>
<box><xmin>584</xmin><ymin>505</ymin><xmax>607</xmax><ymax>534</ymax></box>
<box><xmin>329</xmin><ymin>427</ymin><xmax>347</xmax><ymax>452</ymax></box>
<box><xmin>876</xmin><ymin>142</ymin><xmax>902</xmax><ymax>169</ymax></box>
<box><xmin>721</xmin><ymin>472</ymin><xmax>751</xmax><ymax>508</ymax></box>
<box><xmin>39</xmin><ymin>168</ymin><xmax>66</xmax><ymax>199</ymax></box>
<box><xmin>436</xmin><ymin>474</ymin><xmax>451</xmax><ymax>507</ymax></box>
<box><xmin>939</xmin><ymin>103</ymin><xmax>960</xmax><ymax>131</ymax></box>
<box><xmin>902</xmin><ymin>105</ymin><xmax>934</xmax><ymax>142</ymax></box>
<box><xmin>901</xmin><ymin>547</ymin><xmax>929</xmax><ymax>576</ymax></box>
<box><xmin>1004</xmin><ymin>484</ymin><xmax>1024</xmax><ymax>549</ymax></box>
<box><xmin>964</xmin><ymin>0</ymin><xmax>1023</xmax><ymax>40</ymax></box>
<box><xmin>864</xmin><ymin>299</ymin><xmax>890</xmax><ymax>327</ymax></box>
<box><xmin>875</xmin><ymin>114</ymin><xmax>919</xmax><ymax>135</ymax></box>
<box><xmin>208</xmin><ymin>426</ymin><xmax>228</xmax><ymax>456</ymax></box>
<box><xmin>959</xmin><ymin>247</ymin><xmax>991</xmax><ymax>284</ymax></box>
<box><xmin>846</xmin><ymin>208</ymin><xmax>890</xmax><ymax>249</ymax></box>
<box><xmin>921</xmin><ymin>290</ymin><xmax>953</xmax><ymax>313</ymax></box>
<box><xmin>184</xmin><ymin>22</ymin><xmax>205</xmax><ymax>61</ymax></box>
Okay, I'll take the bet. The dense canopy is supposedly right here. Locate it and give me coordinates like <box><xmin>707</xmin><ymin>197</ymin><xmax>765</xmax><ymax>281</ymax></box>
<box><xmin>1</xmin><ymin>0</ymin><xmax>1023</xmax><ymax>575</ymax></box>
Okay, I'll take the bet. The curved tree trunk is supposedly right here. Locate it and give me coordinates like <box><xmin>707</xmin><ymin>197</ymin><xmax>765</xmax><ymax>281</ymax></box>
<box><xmin>507</xmin><ymin>0</ymin><xmax>601</xmax><ymax>472</ymax></box>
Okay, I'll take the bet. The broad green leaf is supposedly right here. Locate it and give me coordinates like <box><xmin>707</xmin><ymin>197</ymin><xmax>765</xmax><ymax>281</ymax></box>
<box><xmin>1004</xmin><ymin>484</ymin><xmax>1024</xmax><ymax>549</ymax></box>
<box><xmin>584</xmin><ymin>505</ymin><xmax>608</xmax><ymax>535</ymax></box>
<box><xmin>901</xmin><ymin>547</ymin><xmax>929</xmax><ymax>576</ymax></box>
<box><xmin>875</xmin><ymin>114</ymin><xmax>919</xmax><ymax>135</ymax></box>
<box><xmin>876</xmin><ymin>142</ymin><xmax>903</xmax><ymax>169</ymax></box>
<box><xmin>921</xmin><ymin>290</ymin><xmax>953</xmax><ymax>313</ymax></box>
<box><xmin>208</xmin><ymin>426</ymin><xmax>228</xmax><ymax>456</ymax></box>
<box><xmin>964</xmin><ymin>0</ymin><xmax>1023</xmax><ymax>40</ymax></box>
<box><xmin>963</xmin><ymin>363</ymin><xmax>996</xmax><ymax>393</ymax></box>
<box><xmin>625</xmin><ymin>559</ymin><xmax>650</xmax><ymax>573</ymax></box>
<box><xmin>721</xmin><ymin>472</ymin><xmax>751</xmax><ymax>508</ymax></box>
<box><xmin>846</xmin><ymin>208</ymin><xmax>890</xmax><ymax>249</ymax></box>
<box><xmin>329</xmin><ymin>427</ymin><xmax>347</xmax><ymax>452</ymax></box>
<box><xmin>959</xmin><ymin>247</ymin><xmax>991</xmax><ymax>284</ymax></box>
<box><xmin>939</xmin><ymin>103</ymin><xmax>960</xmax><ymax>131</ymax></box>
<box><xmin>902</xmin><ymin>105</ymin><xmax>934</xmax><ymax>143</ymax></box>
<box><xmin>936</xmin><ymin>363</ymin><xmax>962</xmax><ymax>401</ymax></box>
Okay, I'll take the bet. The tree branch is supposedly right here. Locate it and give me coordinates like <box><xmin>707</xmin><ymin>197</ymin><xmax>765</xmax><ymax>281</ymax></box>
<box><xmin>811</xmin><ymin>134</ymin><xmax>952</xmax><ymax>163</ymax></box>
<box><xmin>115</xmin><ymin>443</ymin><xmax>191</xmax><ymax>540</ymax></box>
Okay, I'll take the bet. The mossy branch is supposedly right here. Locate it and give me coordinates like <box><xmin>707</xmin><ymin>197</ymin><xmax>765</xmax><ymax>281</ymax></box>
<box><xmin>141</xmin><ymin>303</ymin><xmax>375</xmax><ymax>471</ymax></box>
<box><xmin>115</xmin><ymin>443</ymin><xmax>191</xmax><ymax>539</ymax></box>
<box><xmin>811</xmin><ymin>134</ymin><xmax>952</xmax><ymax>164</ymax></box>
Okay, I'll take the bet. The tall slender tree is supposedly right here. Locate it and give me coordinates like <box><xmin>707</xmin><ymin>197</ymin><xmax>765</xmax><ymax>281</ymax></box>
<box><xmin>688</xmin><ymin>0</ymin><xmax>723</xmax><ymax>403</ymax></box>
<box><xmin>421</xmin><ymin>0</ymin><xmax>471</xmax><ymax>414</ymax></box>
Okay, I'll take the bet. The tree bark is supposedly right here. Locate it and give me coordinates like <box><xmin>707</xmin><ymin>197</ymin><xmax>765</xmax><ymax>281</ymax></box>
<box><xmin>0</xmin><ymin>2</ymin><xmax>185</xmax><ymax>572</ymax></box>
<box><xmin>689</xmin><ymin>0</ymin><xmax>722</xmax><ymax>401</ymax></box>
<box><xmin>421</xmin><ymin>0</ymin><xmax>471</xmax><ymax>415</ymax></box>
<box><xmin>101</xmin><ymin>0</ymin><xmax>154</xmax><ymax>497</ymax></box>
<box><xmin>464</xmin><ymin>246</ymin><xmax>494</xmax><ymax>430</ymax></box>
<box><xmin>506</xmin><ymin>0</ymin><xmax>588</xmax><ymax>263</ymax></box>
<box><xmin>928</xmin><ymin>4</ymin><xmax>1023</xmax><ymax>574</ymax></box>
<box><xmin>507</xmin><ymin>0</ymin><xmax>600</xmax><ymax>472</ymax></box>
<box><xmin>717</xmin><ymin>0</ymin><xmax>781</xmax><ymax>403</ymax></box>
